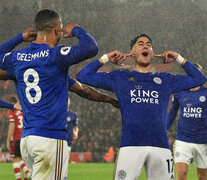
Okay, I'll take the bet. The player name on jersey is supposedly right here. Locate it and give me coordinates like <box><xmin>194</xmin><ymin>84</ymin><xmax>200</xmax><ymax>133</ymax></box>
<box><xmin>17</xmin><ymin>50</ymin><xmax>49</xmax><ymax>61</ymax></box>
<box><xmin>130</xmin><ymin>89</ymin><xmax>159</xmax><ymax>104</ymax></box>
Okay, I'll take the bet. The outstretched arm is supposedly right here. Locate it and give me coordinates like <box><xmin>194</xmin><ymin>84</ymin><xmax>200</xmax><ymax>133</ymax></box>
<box><xmin>0</xmin><ymin>99</ymin><xmax>16</xmax><ymax>110</ymax></box>
<box><xmin>76</xmin><ymin>50</ymin><xmax>131</xmax><ymax>90</ymax></box>
<box><xmin>57</xmin><ymin>24</ymin><xmax>98</xmax><ymax>67</ymax></box>
<box><xmin>0</xmin><ymin>28</ymin><xmax>36</xmax><ymax>79</ymax></box>
<box><xmin>0</xmin><ymin>28</ymin><xmax>36</xmax><ymax>55</ymax></box>
<box><xmin>0</xmin><ymin>99</ymin><xmax>21</xmax><ymax>110</ymax></box>
<box><xmin>69</xmin><ymin>81</ymin><xmax>119</xmax><ymax>108</ymax></box>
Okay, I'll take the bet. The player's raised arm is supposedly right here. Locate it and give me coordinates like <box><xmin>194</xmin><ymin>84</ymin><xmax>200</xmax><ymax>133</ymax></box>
<box><xmin>0</xmin><ymin>28</ymin><xmax>36</xmax><ymax>55</ymax></box>
<box><xmin>155</xmin><ymin>51</ymin><xmax>206</xmax><ymax>92</ymax></box>
<box><xmin>68</xmin><ymin>79</ymin><xmax>119</xmax><ymax>108</ymax></box>
<box><xmin>0</xmin><ymin>28</ymin><xmax>36</xmax><ymax>75</ymax></box>
<box><xmin>167</xmin><ymin>94</ymin><xmax>180</xmax><ymax>130</ymax></box>
<box><xmin>57</xmin><ymin>24</ymin><xmax>98</xmax><ymax>66</ymax></box>
<box><xmin>99</xmin><ymin>50</ymin><xmax>131</xmax><ymax>66</ymax></box>
<box><xmin>154</xmin><ymin>50</ymin><xmax>186</xmax><ymax>65</ymax></box>
<box><xmin>76</xmin><ymin>50</ymin><xmax>130</xmax><ymax>90</ymax></box>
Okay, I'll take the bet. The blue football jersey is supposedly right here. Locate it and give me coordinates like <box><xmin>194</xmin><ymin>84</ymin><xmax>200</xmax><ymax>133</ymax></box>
<box><xmin>66</xmin><ymin>110</ymin><xmax>78</xmax><ymax>146</ymax></box>
<box><xmin>0</xmin><ymin>27</ymin><xmax>98</xmax><ymax>140</ymax></box>
<box><xmin>76</xmin><ymin>59</ymin><xmax>206</xmax><ymax>149</ymax></box>
<box><xmin>168</xmin><ymin>86</ymin><xmax>207</xmax><ymax>143</ymax></box>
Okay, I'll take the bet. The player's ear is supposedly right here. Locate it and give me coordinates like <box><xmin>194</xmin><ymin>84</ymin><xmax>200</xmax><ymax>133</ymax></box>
<box><xmin>130</xmin><ymin>50</ymin><xmax>135</xmax><ymax>58</ymax></box>
<box><xmin>54</xmin><ymin>27</ymin><xmax>59</xmax><ymax>36</ymax></box>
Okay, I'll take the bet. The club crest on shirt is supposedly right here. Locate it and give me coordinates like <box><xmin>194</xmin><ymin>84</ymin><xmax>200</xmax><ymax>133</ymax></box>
<box><xmin>153</xmin><ymin>77</ymin><xmax>162</xmax><ymax>84</ymax></box>
<box><xmin>60</xmin><ymin>46</ymin><xmax>71</xmax><ymax>55</ymax></box>
<box><xmin>128</xmin><ymin>77</ymin><xmax>135</xmax><ymax>82</ymax></box>
<box><xmin>118</xmin><ymin>170</ymin><xmax>127</xmax><ymax>179</ymax></box>
<box><xmin>199</xmin><ymin>96</ymin><xmax>206</xmax><ymax>102</ymax></box>
<box><xmin>67</xmin><ymin>117</ymin><xmax>71</xmax><ymax>122</ymax></box>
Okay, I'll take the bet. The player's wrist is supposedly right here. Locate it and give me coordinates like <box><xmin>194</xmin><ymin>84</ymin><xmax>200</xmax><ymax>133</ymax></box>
<box><xmin>100</xmin><ymin>54</ymin><xmax>109</xmax><ymax>64</ymax></box>
<box><xmin>176</xmin><ymin>54</ymin><xmax>185</xmax><ymax>64</ymax></box>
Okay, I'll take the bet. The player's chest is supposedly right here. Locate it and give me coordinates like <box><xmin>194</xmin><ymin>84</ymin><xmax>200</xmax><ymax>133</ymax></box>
<box><xmin>179</xmin><ymin>92</ymin><xmax>207</xmax><ymax>108</ymax></box>
<box><xmin>114</xmin><ymin>75</ymin><xmax>169</xmax><ymax>98</ymax></box>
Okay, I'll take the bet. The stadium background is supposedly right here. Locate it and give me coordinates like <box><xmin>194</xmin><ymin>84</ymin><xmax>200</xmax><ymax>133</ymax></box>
<box><xmin>0</xmin><ymin>0</ymin><xmax>207</xmax><ymax>163</ymax></box>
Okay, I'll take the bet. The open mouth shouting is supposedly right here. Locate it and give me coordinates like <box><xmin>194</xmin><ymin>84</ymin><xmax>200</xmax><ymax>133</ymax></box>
<box><xmin>142</xmin><ymin>52</ymin><xmax>149</xmax><ymax>57</ymax></box>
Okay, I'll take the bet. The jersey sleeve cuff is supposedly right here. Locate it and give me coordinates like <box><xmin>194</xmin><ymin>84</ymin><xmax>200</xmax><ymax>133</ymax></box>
<box><xmin>96</xmin><ymin>59</ymin><xmax>104</xmax><ymax>67</ymax></box>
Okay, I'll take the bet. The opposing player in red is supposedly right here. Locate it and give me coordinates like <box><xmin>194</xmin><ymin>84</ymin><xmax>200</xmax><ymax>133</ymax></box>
<box><xmin>7</xmin><ymin>96</ymin><xmax>31</xmax><ymax>180</ymax></box>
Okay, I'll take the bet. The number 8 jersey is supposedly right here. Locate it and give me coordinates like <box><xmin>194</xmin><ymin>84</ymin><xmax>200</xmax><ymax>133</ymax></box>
<box><xmin>0</xmin><ymin>27</ymin><xmax>98</xmax><ymax>140</ymax></box>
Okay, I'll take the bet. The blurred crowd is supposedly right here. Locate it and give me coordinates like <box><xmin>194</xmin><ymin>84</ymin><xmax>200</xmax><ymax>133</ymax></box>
<box><xmin>0</xmin><ymin>0</ymin><xmax>207</xmax><ymax>162</ymax></box>
<box><xmin>69</xmin><ymin>93</ymin><xmax>122</xmax><ymax>162</ymax></box>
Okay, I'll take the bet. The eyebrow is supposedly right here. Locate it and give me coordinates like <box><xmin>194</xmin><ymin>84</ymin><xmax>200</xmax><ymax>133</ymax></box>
<box><xmin>137</xmin><ymin>40</ymin><xmax>152</xmax><ymax>44</ymax></box>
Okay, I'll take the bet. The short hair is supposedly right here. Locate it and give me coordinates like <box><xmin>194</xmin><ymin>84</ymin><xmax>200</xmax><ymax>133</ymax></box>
<box><xmin>35</xmin><ymin>9</ymin><xmax>60</xmax><ymax>32</ymax></box>
<box><xmin>9</xmin><ymin>96</ymin><xmax>17</xmax><ymax>104</ymax></box>
<box><xmin>193</xmin><ymin>63</ymin><xmax>203</xmax><ymax>71</ymax></box>
<box><xmin>130</xmin><ymin>34</ymin><xmax>152</xmax><ymax>49</ymax></box>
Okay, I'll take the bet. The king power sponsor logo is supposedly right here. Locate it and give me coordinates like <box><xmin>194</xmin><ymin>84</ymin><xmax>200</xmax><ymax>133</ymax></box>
<box><xmin>130</xmin><ymin>86</ymin><xmax>159</xmax><ymax>104</ymax></box>
<box><xmin>183</xmin><ymin>107</ymin><xmax>202</xmax><ymax>118</ymax></box>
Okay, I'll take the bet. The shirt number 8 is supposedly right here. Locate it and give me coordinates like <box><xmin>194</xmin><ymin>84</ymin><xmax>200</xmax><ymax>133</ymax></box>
<box><xmin>24</xmin><ymin>68</ymin><xmax>42</xmax><ymax>104</ymax></box>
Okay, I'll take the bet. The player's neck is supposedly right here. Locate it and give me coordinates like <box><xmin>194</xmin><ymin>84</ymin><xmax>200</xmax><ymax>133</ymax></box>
<box><xmin>34</xmin><ymin>32</ymin><xmax>57</xmax><ymax>48</ymax></box>
<box><xmin>134</xmin><ymin>64</ymin><xmax>151</xmax><ymax>73</ymax></box>
<box><xmin>190</xmin><ymin>86</ymin><xmax>200</xmax><ymax>91</ymax></box>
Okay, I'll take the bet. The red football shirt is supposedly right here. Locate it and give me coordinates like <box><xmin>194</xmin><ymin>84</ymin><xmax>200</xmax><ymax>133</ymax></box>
<box><xmin>7</xmin><ymin>110</ymin><xmax>23</xmax><ymax>141</ymax></box>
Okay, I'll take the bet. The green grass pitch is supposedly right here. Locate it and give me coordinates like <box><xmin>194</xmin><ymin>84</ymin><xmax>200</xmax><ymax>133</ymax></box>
<box><xmin>0</xmin><ymin>162</ymin><xmax>197</xmax><ymax>179</ymax></box>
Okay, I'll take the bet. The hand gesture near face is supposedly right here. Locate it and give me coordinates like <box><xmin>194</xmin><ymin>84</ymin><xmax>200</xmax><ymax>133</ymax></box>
<box><xmin>57</xmin><ymin>24</ymin><xmax>79</xmax><ymax>38</ymax></box>
<box><xmin>100</xmin><ymin>50</ymin><xmax>132</xmax><ymax>66</ymax></box>
<box><xmin>154</xmin><ymin>51</ymin><xmax>179</xmax><ymax>63</ymax></box>
<box><xmin>22</xmin><ymin>28</ymin><xmax>37</xmax><ymax>42</ymax></box>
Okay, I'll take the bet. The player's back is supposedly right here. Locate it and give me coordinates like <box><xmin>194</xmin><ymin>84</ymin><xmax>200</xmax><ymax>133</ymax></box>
<box><xmin>6</xmin><ymin>43</ymin><xmax>70</xmax><ymax>140</ymax></box>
